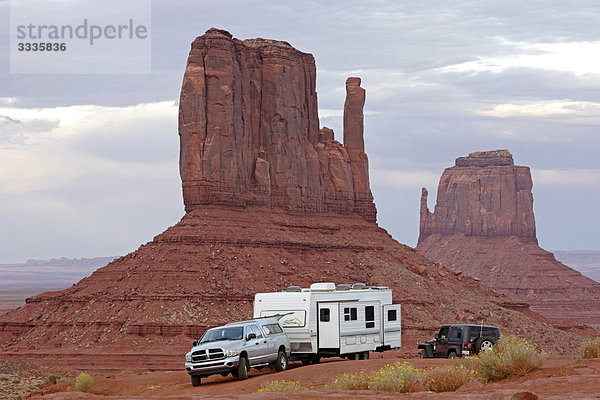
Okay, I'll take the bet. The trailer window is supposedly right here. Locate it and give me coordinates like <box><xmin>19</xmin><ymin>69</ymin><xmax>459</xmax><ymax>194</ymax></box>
<box><xmin>388</xmin><ymin>309</ymin><xmax>397</xmax><ymax>321</ymax></box>
<box><xmin>344</xmin><ymin>307</ymin><xmax>358</xmax><ymax>321</ymax></box>
<box><xmin>320</xmin><ymin>308</ymin><xmax>330</xmax><ymax>322</ymax></box>
<box><xmin>260</xmin><ymin>310</ymin><xmax>306</xmax><ymax>328</ymax></box>
<box><xmin>365</xmin><ymin>306</ymin><xmax>375</xmax><ymax>328</ymax></box>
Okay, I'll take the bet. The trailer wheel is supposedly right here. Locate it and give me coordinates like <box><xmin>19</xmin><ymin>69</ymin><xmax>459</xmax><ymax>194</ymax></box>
<box><xmin>361</xmin><ymin>351</ymin><xmax>370</xmax><ymax>360</ymax></box>
<box><xmin>349</xmin><ymin>353</ymin><xmax>360</xmax><ymax>360</ymax></box>
<box><xmin>301</xmin><ymin>359</ymin><xmax>311</xmax><ymax>366</ymax></box>
<box><xmin>191</xmin><ymin>375</ymin><xmax>201</xmax><ymax>387</ymax></box>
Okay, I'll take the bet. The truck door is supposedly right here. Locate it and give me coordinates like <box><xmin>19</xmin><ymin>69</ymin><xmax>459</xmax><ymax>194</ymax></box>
<box><xmin>245</xmin><ymin>324</ymin><xmax>269</xmax><ymax>365</ymax></box>
<box><xmin>382</xmin><ymin>304</ymin><xmax>401</xmax><ymax>348</ymax></box>
<box><xmin>318</xmin><ymin>303</ymin><xmax>340</xmax><ymax>349</ymax></box>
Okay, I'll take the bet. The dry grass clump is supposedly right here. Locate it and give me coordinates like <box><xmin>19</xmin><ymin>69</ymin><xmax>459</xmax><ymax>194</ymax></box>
<box><xmin>325</xmin><ymin>362</ymin><xmax>420</xmax><ymax>393</ymax></box>
<box><xmin>323</xmin><ymin>371</ymin><xmax>370</xmax><ymax>390</ymax></box>
<box><xmin>460</xmin><ymin>335</ymin><xmax>546</xmax><ymax>382</ymax></box>
<box><xmin>578</xmin><ymin>337</ymin><xmax>600</xmax><ymax>359</ymax></box>
<box><xmin>255</xmin><ymin>380</ymin><xmax>308</xmax><ymax>393</ymax></box>
<box><xmin>422</xmin><ymin>364</ymin><xmax>474</xmax><ymax>392</ymax></box>
<box><xmin>74</xmin><ymin>373</ymin><xmax>96</xmax><ymax>393</ymax></box>
<box><xmin>367</xmin><ymin>361</ymin><xmax>420</xmax><ymax>392</ymax></box>
<box><xmin>38</xmin><ymin>373</ymin><xmax>64</xmax><ymax>388</ymax></box>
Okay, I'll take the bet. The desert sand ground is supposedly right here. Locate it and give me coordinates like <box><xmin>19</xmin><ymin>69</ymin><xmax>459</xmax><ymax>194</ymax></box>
<box><xmin>4</xmin><ymin>353</ymin><xmax>595</xmax><ymax>400</ymax></box>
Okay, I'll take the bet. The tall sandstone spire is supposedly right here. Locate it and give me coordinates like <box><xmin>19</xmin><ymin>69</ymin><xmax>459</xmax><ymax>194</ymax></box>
<box><xmin>417</xmin><ymin>150</ymin><xmax>600</xmax><ymax>325</ymax></box>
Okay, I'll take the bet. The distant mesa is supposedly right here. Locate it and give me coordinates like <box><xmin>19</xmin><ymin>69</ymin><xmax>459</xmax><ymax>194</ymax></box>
<box><xmin>419</xmin><ymin>149</ymin><xmax>536</xmax><ymax>242</ymax></box>
<box><xmin>417</xmin><ymin>150</ymin><xmax>600</xmax><ymax>326</ymax></box>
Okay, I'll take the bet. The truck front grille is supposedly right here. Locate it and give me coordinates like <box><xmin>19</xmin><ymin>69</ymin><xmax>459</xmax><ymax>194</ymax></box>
<box><xmin>191</xmin><ymin>348</ymin><xmax>225</xmax><ymax>362</ymax></box>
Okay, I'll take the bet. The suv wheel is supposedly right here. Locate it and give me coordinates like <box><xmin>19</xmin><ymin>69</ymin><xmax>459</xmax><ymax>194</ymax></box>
<box><xmin>275</xmin><ymin>351</ymin><xmax>288</xmax><ymax>372</ymax></box>
<box><xmin>475</xmin><ymin>337</ymin><xmax>494</xmax><ymax>353</ymax></box>
<box><xmin>447</xmin><ymin>351</ymin><xmax>457</xmax><ymax>359</ymax></box>
<box><xmin>237</xmin><ymin>356</ymin><xmax>249</xmax><ymax>380</ymax></box>
<box><xmin>191</xmin><ymin>375</ymin><xmax>201</xmax><ymax>387</ymax></box>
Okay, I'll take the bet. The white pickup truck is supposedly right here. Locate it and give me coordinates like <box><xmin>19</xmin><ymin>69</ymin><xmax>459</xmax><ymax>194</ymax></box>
<box><xmin>185</xmin><ymin>316</ymin><xmax>291</xmax><ymax>386</ymax></box>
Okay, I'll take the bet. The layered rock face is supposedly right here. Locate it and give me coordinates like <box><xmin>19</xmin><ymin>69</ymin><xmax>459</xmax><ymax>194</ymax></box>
<box><xmin>179</xmin><ymin>28</ymin><xmax>375</xmax><ymax>221</ymax></box>
<box><xmin>0</xmin><ymin>32</ymin><xmax>593</xmax><ymax>365</ymax></box>
<box><xmin>419</xmin><ymin>150</ymin><xmax>536</xmax><ymax>242</ymax></box>
<box><xmin>418</xmin><ymin>150</ymin><xmax>600</xmax><ymax>326</ymax></box>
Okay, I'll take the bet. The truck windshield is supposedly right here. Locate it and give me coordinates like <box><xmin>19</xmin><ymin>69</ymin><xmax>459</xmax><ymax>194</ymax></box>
<box><xmin>199</xmin><ymin>327</ymin><xmax>244</xmax><ymax>343</ymax></box>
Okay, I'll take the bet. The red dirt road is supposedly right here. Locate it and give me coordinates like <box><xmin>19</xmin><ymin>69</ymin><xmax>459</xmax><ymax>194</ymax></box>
<box><xmin>29</xmin><ymin>356</ymin><xmax>600</xmax><ymax>400</ymax></box>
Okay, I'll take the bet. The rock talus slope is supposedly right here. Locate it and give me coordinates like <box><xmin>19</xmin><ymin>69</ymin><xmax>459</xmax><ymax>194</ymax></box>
<box><xmin>418</xmin><ymin>150</ymin><xmax>600</xmax><ymax>326</ymax></box>
<box><xmin>0</xmin><ymin>32</ymin><xmax>592</xmax><ymax>359</ymax></box>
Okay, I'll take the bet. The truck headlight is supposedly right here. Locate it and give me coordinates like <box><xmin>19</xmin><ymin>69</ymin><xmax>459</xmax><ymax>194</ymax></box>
<box><xmin>186</xmin><ymin>354</ymin><xmax>192</xmax><ymax>362</ymax></box>
<box><xmin>224</xmin><ymin>350</ymin><xmax>238</xmax><ymax>357</ymax></box>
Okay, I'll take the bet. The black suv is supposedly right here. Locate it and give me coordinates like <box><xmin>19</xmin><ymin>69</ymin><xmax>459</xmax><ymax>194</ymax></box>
<box><xmin>418</xmin><ymin>324</ymin><xmax>500</xmax><ymax>358</ymax></box>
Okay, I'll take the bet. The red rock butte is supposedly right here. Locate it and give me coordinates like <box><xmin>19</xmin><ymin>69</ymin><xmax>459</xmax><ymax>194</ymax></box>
<box><xmin>417</xmin><ymin>150</ymin><xmax>600</xmax><ymax>327</ymax></box>
<box><xmin>179</xmin><ymin>28</ymin><xmax>376</xmax><ymax>221</ymax></box>
<box><xmin>0</xmin><ymin>31</ymin><xmax>594</xmax><ymax>366</ymax></box>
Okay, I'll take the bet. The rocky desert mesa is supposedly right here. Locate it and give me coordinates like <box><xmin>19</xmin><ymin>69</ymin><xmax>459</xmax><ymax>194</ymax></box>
<box><xmin>0</xmin><ymin>30</ymin><xmax>591</xmax><ymax>366</ymax></box>
<box><xmin>418</xmin><ymin>150</ymin><xmax>600</xmax><ymax>327</ymax></box>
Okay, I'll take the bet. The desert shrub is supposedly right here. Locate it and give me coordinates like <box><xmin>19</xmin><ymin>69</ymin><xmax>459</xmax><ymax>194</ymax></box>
<box><xmin>74</xmin><ymin>373</ymin><xmax>96</xmax><ymax>393</ymax></box>
<box><xmin>255</xmin><ymin>380</ymin><xmax>308</xmax><ymax>393</ymax></box>
<box><xmin>39</xmin><ymin>373</ymin><xmax>65</xmax><ymax>388</ymax></box>
<box><xmin>118</xmin><ymin>369</ymin><xmax>134</xmax><ymax>376</ymax></box>
<box><xmin>323</xmin><ymin>371</ymin><xmax>370</xmax><ymax>390</ymax></box>
<box><xmin>367</xmin><ymin>362</ymin><xmax>420</xmax><ymax>393</ymax></box>
<box><xmin>578</xmin><ymin>337</ymin><xmax>600</xmax><ymax>359</ymax></box>
<box><xmin>423</xmin><ymin>364</ymin><xmax>474</xmax><ymax>392</ymax></box>
<box><xmin>476</xmin><ymin>335</ymin><xmax>546</xmax><ymax>382</ymax></box>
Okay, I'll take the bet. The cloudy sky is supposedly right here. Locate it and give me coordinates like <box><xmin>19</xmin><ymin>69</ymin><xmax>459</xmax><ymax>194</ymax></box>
<box><xmin>1</xmin><ymin>0</ymin><xmax>599</xmax><ymax>263</ymax></box>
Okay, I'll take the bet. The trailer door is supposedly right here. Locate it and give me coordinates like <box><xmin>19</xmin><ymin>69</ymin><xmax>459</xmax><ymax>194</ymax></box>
<box><xmin>382</xmin><ymin>304</ymin><xmax>401</xmax><ymax>348</ymax></box>
<box><xmin>317</xmin><ymin>303</ymin><xmax>340</xmax><ymax>349</ymax></box>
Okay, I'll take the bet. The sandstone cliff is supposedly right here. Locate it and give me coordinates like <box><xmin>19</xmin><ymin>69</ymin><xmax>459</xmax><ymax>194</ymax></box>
<box><xmin>419</xmin><ymin>150</ymin><xmax>536</xmax><ymax>242</ymax></box>
<box><xmin>179</xmin><ymin>28</ymin><xmax>375</xmax><ymax>221</ymax></box>
<box><xmin>418</xmin><ymin>150</ymin><xmax>600</xmax><ymax>326</ymax></box>
<box><xmin>0</xmin><ymin>32</ymin><xmax>592</xmax><ymax>366</ymax></box>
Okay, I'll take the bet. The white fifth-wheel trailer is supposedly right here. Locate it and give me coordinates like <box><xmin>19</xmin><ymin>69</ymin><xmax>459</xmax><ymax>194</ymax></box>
<box><xmin>253</xmin><ymin>282</ymin><xmax>401</xmax><ymax>363</ymax></box>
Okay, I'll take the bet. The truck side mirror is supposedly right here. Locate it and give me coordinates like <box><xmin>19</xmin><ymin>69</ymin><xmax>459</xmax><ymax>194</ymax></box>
<box><xmin>192</xmin><ymin>340</ymin><xmax>198</xmax><ymax>346</ymax></box>
<box><xmin>246</xmin><ymin>333</ymin><xmax>256</xmax><ymax>341</ymax></box>
<box><xmin>434</xmin><ymin>334</ymin><xmax>439</xmax><ymax>340</ymax></box>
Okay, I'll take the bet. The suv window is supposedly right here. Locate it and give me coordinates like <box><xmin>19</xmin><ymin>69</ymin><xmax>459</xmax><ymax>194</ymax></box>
<box><xmin>438</xmin><ymin>326</ymin><xmax>449</xmax><ymax>339</ymax></box>
<box><xmin>467</xmin><ymin>326</ymin><xmax>499</xmax><ymax>340</ymax></box>
<box><xmin>449</xmin><ymin>326</ymin><xmax>463</xmax><ymax>340</ymax></box>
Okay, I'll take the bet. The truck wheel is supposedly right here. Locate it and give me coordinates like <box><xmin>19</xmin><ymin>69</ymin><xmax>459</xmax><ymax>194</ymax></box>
<box><xmin>237</xmin><ymin>356</ymin><xmax>249</xmax><ymax>380</ymax></box>
<box><xmin>275</xmin><ymin>351</ymin><xmax>288</xmax><ymax>372</ymax></box>
<box><xmin>447</xmin><ymin>351</ymin><xmax>457</xmax><ymax>359</ymax></box>
<box><xmin>191</xmin><ymin>375</ymin><xmax>201</xmax><ymax>387</ymax></box>
<box><xmin>420</xmin><ymin>350</ymin><xmax>427</xmax><ymax>359</ymax></box>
